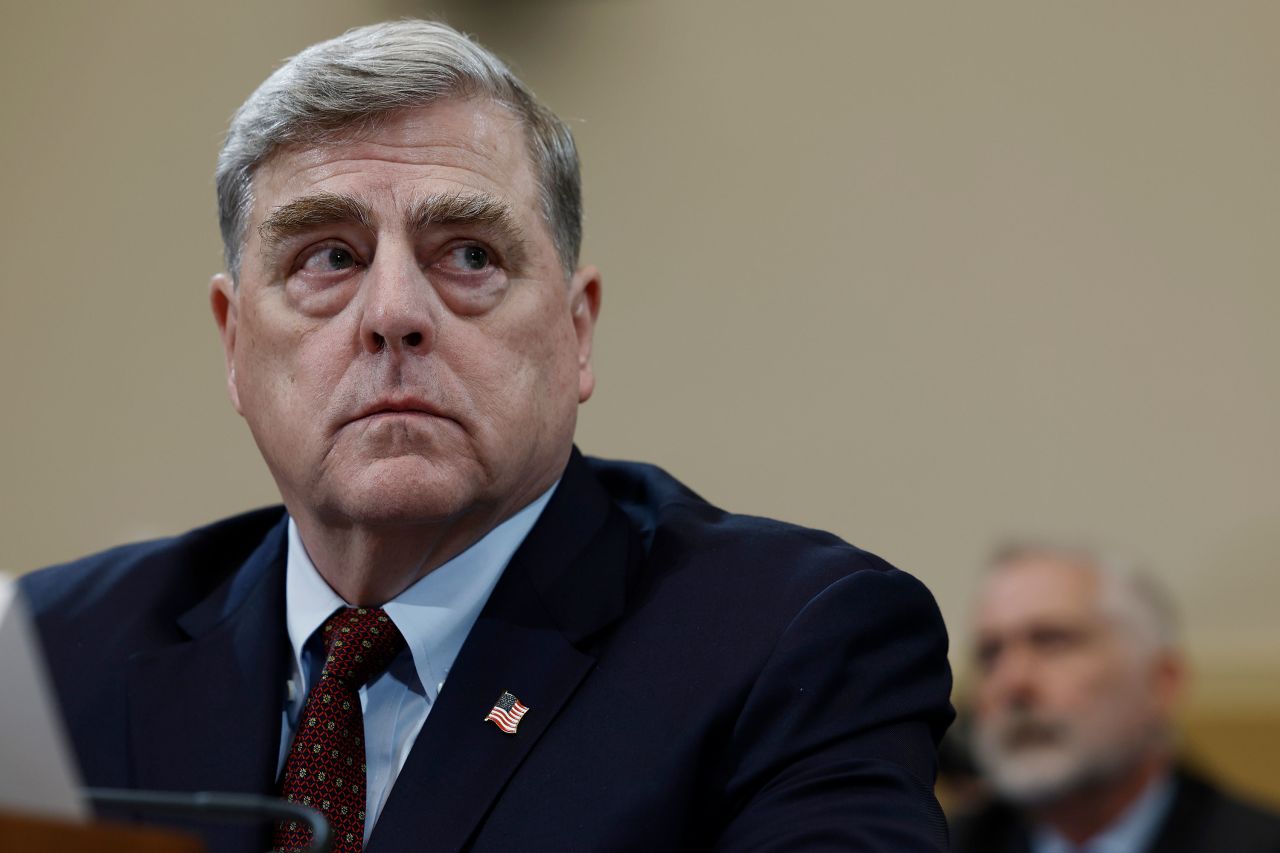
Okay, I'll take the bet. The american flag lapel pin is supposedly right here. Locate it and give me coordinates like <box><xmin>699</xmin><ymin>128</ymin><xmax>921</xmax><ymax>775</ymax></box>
<box><xmin>484</xmin><ymin>690</ymin><xmax>530</xmax><ymax>734</ymax></box>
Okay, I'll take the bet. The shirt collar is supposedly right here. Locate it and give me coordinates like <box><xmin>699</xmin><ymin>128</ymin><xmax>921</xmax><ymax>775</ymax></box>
<box><xmin>1030</xmin><ymin>771</ymin><xmax>1176</xmax><ymax>853</ymax></box>
<box><xmin>285</xmin><ymin>482</ymin><xmax>558</xmax><ymax>703</ymax></box>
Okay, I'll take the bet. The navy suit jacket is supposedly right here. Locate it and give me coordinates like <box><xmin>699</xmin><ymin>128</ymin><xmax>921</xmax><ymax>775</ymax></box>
<box><xmin>21</xmin><ymin>451</ymin><xmax>953</xmax><ymax>851</ymax></box>
<box><xmin>950</xmin><ymin>767</ymin><xmax>1280</xmax><ymax>853</ymax></box>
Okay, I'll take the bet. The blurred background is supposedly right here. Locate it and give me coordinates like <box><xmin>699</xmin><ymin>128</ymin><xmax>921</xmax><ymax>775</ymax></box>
<box><xmin>3</xmin><ymin>0</ymin><xmax>1276</xmax><ymax>805</ymax></box>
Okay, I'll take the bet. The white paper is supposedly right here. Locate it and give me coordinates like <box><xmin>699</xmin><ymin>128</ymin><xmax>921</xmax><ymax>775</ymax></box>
<box><xmin>0</xmin><ymin>575</ymin><xmax>88</xmax><ymax>820</ymax></box>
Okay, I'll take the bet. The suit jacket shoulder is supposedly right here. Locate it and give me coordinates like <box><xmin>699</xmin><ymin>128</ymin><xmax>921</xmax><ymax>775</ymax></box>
<box><xmin>1152</xmin><ymin>767</ymin><xmax>1280</xmax><ymax>853</ymax></box>
<box><xmin>18</xmin><ymin>507</ymin><xmax>290</xmax><ymax>792</ymax></box>
<box><xmin>575</xmin><ymin>456</ymin><xmax>955</xmax><ymax>849</ymax></box>
<box><xmin>19</xmin><ymin>505</ymin><xmax>288</xmax><ymax>687</ymax></box>
<box><xmin>21</xmin><ymin>506</ymin><xmax>286</xmax><ymax>626</ymax></box>
<box><xmin>950</xmin><ymin>766</ymin><xmax>1280</xmax><ymax>853</ymax></box>
<box><xmin>590</xmin><ymin>454</ymin><xmax>938</xmax><ymax>642</ymax></box>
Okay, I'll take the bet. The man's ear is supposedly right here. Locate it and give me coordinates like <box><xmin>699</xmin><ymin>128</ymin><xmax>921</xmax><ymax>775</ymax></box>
<box><xmin>209</xmin><ymin>273</ymin><xmax>243</xmax><ymax>415</ymax></box>
<box><xmin>1152</xmin><ymin>648</ymin><xmax>1187</xmax><ymax>716</ymax></box>
<box><xmin>569</xmin><ymin>265</ymin><xmax>602</xmax><ymax>404</ymax></box>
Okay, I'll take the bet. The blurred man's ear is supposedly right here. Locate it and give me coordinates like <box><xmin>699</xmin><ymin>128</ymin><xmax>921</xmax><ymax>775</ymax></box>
<box><xmin>209</xmin><ymin>273</ymin><xmax>243</xmax><ymax>415</ymax></box>
<box><xmin>1152</xmin><ymin>648</ymin><xmax>1188</xmax><ymax>717</ymax></box>
<box><xmin>570</xmin><ymin>265</ymin><xmax>602</xmax><ymax>404</ymax></box>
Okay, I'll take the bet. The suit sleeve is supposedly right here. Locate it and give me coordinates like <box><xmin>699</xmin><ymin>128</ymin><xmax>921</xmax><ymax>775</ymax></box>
<box><xmin>713</xmin><ymin>565</ymin><xmax>954</xmax><ymax>851</ymax></box>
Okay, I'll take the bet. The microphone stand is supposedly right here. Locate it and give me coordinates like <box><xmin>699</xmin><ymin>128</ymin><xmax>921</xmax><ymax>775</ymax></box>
<box><xmin>85</xmin><ymin>788</ymin><xmax>332</xmax><ymax>853</ymax></box>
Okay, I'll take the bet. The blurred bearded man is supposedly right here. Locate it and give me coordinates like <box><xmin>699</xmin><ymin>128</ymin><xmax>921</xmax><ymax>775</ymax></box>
<box><xmin>17</xmin><ymin>18</ymin><xmax>953</xmax><ymax>853</ymax></box>
<box><xmin>950</xmin><ymin>543</ymin><xmax>1280</xmax><ymax>853</ymax></box>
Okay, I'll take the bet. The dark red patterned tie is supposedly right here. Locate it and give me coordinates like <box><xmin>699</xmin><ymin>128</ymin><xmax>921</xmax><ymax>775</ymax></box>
<box><xmin>273</xmin><ymin>607</ymin><xmax>406</xmax><ymax>853</ymax></box>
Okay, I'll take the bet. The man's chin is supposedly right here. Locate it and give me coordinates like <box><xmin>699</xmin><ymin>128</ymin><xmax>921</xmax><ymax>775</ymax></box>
<box><xmin>980</xmin><ymin>746</ymin><xmax>1092</xmax><ymax>805</ymax></box>
<box><xmin>320</xmin><ymin>459</ymin><xmax>487</xmax><ymax>527</ymax></box>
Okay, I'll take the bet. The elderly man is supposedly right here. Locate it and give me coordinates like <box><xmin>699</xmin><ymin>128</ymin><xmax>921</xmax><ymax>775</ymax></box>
<box><xmin>18</xmin><ymin>19</ymin><xmax>952</xmax><ymax>853</ymax></box>
<box><xmin>951</xmin><ymin>543</ymin><xmax>1280</xmax><ymax>853</ymax></box>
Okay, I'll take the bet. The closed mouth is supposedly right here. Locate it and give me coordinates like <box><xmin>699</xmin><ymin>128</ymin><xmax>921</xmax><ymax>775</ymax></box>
<box><xmin>346</xmin><ymin>398</ymin><xmax>449</xmax><ymax>427</ymax></box>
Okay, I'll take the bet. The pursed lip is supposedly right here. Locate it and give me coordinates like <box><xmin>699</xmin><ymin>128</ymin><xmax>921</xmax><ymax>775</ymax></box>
<box><xmin>345</xmin><ymin>396</ymin><xmax>449</xmax><ymax>427</ymax></box>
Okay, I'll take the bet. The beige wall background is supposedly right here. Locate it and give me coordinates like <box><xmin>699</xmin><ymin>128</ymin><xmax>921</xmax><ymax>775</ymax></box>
<box><xmin>3</xmin><ymin>0</ymin><xmax>1277</xmax><ymax>797</ymax></box>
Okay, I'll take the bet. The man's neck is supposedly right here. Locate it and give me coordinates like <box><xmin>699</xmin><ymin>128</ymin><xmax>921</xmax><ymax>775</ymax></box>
<box><xmin>1029</xmin><ymin>753</ymin><xmax>1171</xmax><ymax>846</ymax></box>
<box><xmin>289</xmin><ymin>507</ymin><xmax>509</xmax><ymax>606</ymax></box>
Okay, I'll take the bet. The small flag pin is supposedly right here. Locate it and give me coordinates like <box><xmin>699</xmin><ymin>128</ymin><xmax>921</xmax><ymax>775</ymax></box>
<box><xmin>484</xmin><ymin>690</ymin><xmax>530</xmax><ymax>734</ymax></box>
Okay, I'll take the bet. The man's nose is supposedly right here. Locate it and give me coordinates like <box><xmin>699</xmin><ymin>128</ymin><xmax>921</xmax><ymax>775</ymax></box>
<box><xmin>984</xmin><ymin>645</ymin><xmax>1040</xmax><ymax>707</ymax></box>
<box><xmin>358</xmin><ymin>248</ymin><xmax>436</xmax><ymax>355</ymax></box>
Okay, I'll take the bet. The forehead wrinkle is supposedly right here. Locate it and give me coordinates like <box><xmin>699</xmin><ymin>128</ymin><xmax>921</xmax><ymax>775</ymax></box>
<box><xmin>257</xmin><ymin>191</ymin><xmax>377</xmax><ymax>249</ymax></box>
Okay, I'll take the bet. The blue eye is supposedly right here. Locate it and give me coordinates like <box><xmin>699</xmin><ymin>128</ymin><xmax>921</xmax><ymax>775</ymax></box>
<box><xmin>325</xmin><ymin>247</ymin><xmax>355</xmax><ymax>269</ymax></box>
<box><xmin>301</xmin><ymin>245</ymin><xmax>357</xmax><ymax>272</ymax></box>
<box><xmin>449</xmin><ymin>245</ymin><xmax>491</xmax><ymax>271</ymax></box>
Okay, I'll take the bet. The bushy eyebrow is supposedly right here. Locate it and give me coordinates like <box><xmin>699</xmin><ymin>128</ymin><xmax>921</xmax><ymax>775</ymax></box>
<box><xmin>257</xmin><ymin>189</ymin><xmax>530</xmax><ymax>270</ymax></box>
<box><xmin>257</xmin><ymin>192</ymin><xmax>375</xmax><ymax>250</ymax></box>
<box><xmin>408</xmin><ymin>191</ymin><xmax>529</xmax><ymax>269</ymax></box>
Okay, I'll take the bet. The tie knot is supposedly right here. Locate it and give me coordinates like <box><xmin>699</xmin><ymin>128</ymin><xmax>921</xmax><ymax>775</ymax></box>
<box><xmin>318</xmin><ymin>607</ymin><xmax>406</xmax><ymax>688</ymax></box>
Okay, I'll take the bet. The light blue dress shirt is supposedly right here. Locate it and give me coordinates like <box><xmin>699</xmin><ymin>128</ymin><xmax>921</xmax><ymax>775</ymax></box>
<box><xmin>278</xmin><ymin>483</ymin><xmax>556</xmax><ymax>841</ymax></box>
<box><xmin>1030</xmin><ymin>772</ymin><xmax>1176</xmax><ymax>853</ymax></box>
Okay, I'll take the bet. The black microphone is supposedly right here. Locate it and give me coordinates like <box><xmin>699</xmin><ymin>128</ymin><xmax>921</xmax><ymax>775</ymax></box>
<box><xmin>85</xmin><ymin>788</ymin><xmax>332</xmax><ymax>853</ymax></box>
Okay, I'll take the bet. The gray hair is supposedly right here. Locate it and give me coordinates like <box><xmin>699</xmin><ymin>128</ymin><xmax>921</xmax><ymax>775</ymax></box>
<box><xmin>216</xmin><ymin>19</ymin><xmax>582</xmax><ymax>279</ymax></box>
<box><xmin>988</xmin><ymin>540</ymin><xmax>1181</xmax><ymax>654</ymax></box>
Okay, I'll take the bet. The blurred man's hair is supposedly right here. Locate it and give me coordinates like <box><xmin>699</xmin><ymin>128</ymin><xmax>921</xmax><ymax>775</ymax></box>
<box><xmin>988</xmin><ymin>539</ymin><xmax>1181</xmax><ymax>656</ymax></box>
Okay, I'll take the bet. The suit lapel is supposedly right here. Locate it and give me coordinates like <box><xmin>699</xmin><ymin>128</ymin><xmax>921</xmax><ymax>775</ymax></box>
<box><xmin>368</xmin><ymin>449</ymin><xmax>636</xmax><ymax>853</ymax></box>
<box><xmin>126</xmin><ymin>517</ymin><xmax>289</xmax><ymax>851</ymax></box>
<box><xmin>366</xmin><ymin>579</ymin><xmax>596</xmax><ymax>853</ymax></box>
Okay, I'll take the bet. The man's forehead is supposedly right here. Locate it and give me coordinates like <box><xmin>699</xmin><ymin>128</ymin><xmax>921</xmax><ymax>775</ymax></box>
<box><xmin>975</xmin><ymin>557</ymin><xmax>1103</xmax><ymax>633</ymax></box>
<box><xmin>249</xmin><ymin>100</ymin><xmax>538</xmax><ymax>225</ymax></box>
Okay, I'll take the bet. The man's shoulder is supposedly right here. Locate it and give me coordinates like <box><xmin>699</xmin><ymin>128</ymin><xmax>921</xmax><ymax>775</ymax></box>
<box><xmin>949</xmin><ymin>769</ymin><xmax>1280</xmax><ymax>853</ymax></box>
<box><xmin>585</xmin><ymin>454</ymin><xmax>938</xmax><ymax>629</ymax></box>
<box><xmin>591</xmin><ymin>455</ymin><xmax>903</xmax><ymax>572</ymax></box>
<box><xmin>572</xmin><ymin>455</ymin><xmax>953</xmax><ymax>849</ymax></box>
<box><xmin>18</xmin><ymin>505</ymin><xmax>287</xmax><ymax>623</ymax></box>
<box><xmin>1161</xmin><ymin>765</ymin><xmax>1280</xmax><ymax>850</ymax></box>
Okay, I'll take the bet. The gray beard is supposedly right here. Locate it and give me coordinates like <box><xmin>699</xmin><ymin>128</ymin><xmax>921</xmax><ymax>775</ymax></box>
<box><xmin>972</xmin><ymin>711</ymin><xmax>1151</xmax><ymax>806</ymax></box>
